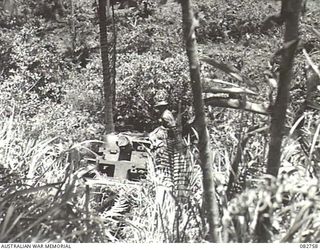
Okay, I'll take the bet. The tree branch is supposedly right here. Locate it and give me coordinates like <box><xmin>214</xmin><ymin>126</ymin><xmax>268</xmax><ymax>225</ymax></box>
<box><xmin>181</xmin><ymin>0</ymin><xmax>220</xmax><ymax>242</ymax></box>
<box><xmin>204</xmin><ymin>97</ymin><xmax>269</xmax><ymax>115</ymax></box>
<box><xmin>202</xmin><ymin>83</ymin><xmax>258</xmax><ymax>96</ymax></box>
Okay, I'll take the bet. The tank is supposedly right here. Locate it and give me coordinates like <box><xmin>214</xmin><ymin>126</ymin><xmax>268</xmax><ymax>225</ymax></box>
<box><xmin>83</xmin><ymin>132</ymin><xmax>151</xmax><ymax>182</ymax></box>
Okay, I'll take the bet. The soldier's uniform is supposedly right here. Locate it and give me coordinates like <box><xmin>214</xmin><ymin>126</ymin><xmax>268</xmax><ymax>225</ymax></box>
<box><xmin>149</xmin><ymin>97</ymin><xmax>190</xmax><ymax>203</ymax></box>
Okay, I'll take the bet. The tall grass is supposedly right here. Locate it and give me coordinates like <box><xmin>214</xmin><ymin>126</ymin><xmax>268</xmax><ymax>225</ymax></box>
<box><xmin>0</xmin><ymin>111</ymin><xmax>111</xmax><ymax>242</ymax></box>
<box><xmin>1</xmin><ymin>106</ymin><xmax>320</xmax><ymax>243</ymax></box>
<box><xmin>0</xmin><ymin>109</ymin><xmax>206</xmax><ymax>243</ymax></box>
<box><xmin>121</xmin><ymin>136</ymin><xmax>207</xmax><ymax>243</ymax></box>
<box><xmin>220</xmin><ymin>112</ymin><xmax>320</xmax><ymax>243</ymax></box>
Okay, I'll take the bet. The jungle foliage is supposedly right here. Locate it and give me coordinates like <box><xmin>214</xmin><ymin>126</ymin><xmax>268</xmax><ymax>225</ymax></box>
<box><xmin>1</xmin><ymin>0</ymin><xmax>320</xmax><ymax>243</ymax></box>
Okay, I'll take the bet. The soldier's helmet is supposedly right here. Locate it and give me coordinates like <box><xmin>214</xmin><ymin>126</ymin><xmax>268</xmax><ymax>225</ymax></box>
<box><xmin>154</xmin><ymin>90</ymin><xmax>168</xmax><ymax>108</ymax></box>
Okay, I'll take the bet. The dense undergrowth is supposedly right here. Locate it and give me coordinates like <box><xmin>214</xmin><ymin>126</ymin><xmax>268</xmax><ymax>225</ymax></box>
<box><xmin>1</xmin><ymin>0</ymin><xmax>320</xmax><ymax>243</ymax></box>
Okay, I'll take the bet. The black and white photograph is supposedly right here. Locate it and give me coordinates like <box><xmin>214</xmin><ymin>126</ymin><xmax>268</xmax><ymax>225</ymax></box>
<box><xmin>0</xmin><ymin>0</ymin><xmax>320</xmax><ymax>246</ymax></box>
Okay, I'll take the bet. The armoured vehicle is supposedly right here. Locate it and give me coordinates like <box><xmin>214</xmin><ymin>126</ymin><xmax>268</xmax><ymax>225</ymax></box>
<box><xmin>83</xmin><ymin>132</ymin><xmax>151</xmax><ymax>182</ymax></box>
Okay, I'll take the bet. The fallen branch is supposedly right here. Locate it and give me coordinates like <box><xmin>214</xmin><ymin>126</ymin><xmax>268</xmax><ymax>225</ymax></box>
<box><xmin>201</xmin><ymin>57</ymin><xmax>243</xmax><ymax>82</ymax></box>
<box><xmin>201</xmin><ymin>57</ymin><xmax>254</xmax><ymax>86</ymax></box>
<box><xmin>202</xmin><ymin>84</ymin><xmax>258</xmax><ymax>96</ymax></box>
<box><xmin>203</xmin><ymin>78</ymin><xmax>238</xmax><ymax>87</ymax></box>
<box><xmin>204</xmin><ymin>97</ymin><xmax>269</xmax><ymax>115</ymax></box>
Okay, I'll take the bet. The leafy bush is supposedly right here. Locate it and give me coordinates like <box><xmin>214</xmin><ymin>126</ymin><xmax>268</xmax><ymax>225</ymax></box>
<box><xmin>115</xmin><ymin>52</ymin><xmax>191</xmax><ymax>131</ymax></box>
<box><xmin>196</xmin><ymin>0</ymin><xmax>281</xmax><ymax>43</ymax></box>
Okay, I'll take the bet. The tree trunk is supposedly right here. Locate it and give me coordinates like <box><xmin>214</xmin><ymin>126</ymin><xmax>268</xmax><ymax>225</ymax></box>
<box><xmin>106</xmin><ymin>0</ymin><xmax>111</xmax><ymax>18</ymax></box>
<box><xmin>111</xmin><ymin>2</ymin><xmax>117</xmax><ymax>107</ymax></box>
<box><xmin>267</xmin><ymin>0</ymin><xmax>302</xmax><ymax>177</ymax></box>
<box><xmin>70</xmin><ymin>0</ymin><xmax>75</xmax><ymax>53</ymax></box>
<box><xmin>180</xmin><ymin>0</ymin><xmax>219</xmax><ymax>243</ymax></box>
<box><xmin>98</xmin><ymin>0</ymin><xmax>114</xmax><ymax>133</ymax></box>
<box><xmin>254</xmin><ymin>0</ymin><xmax>303</xmax><ymax>243</ymax></box>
